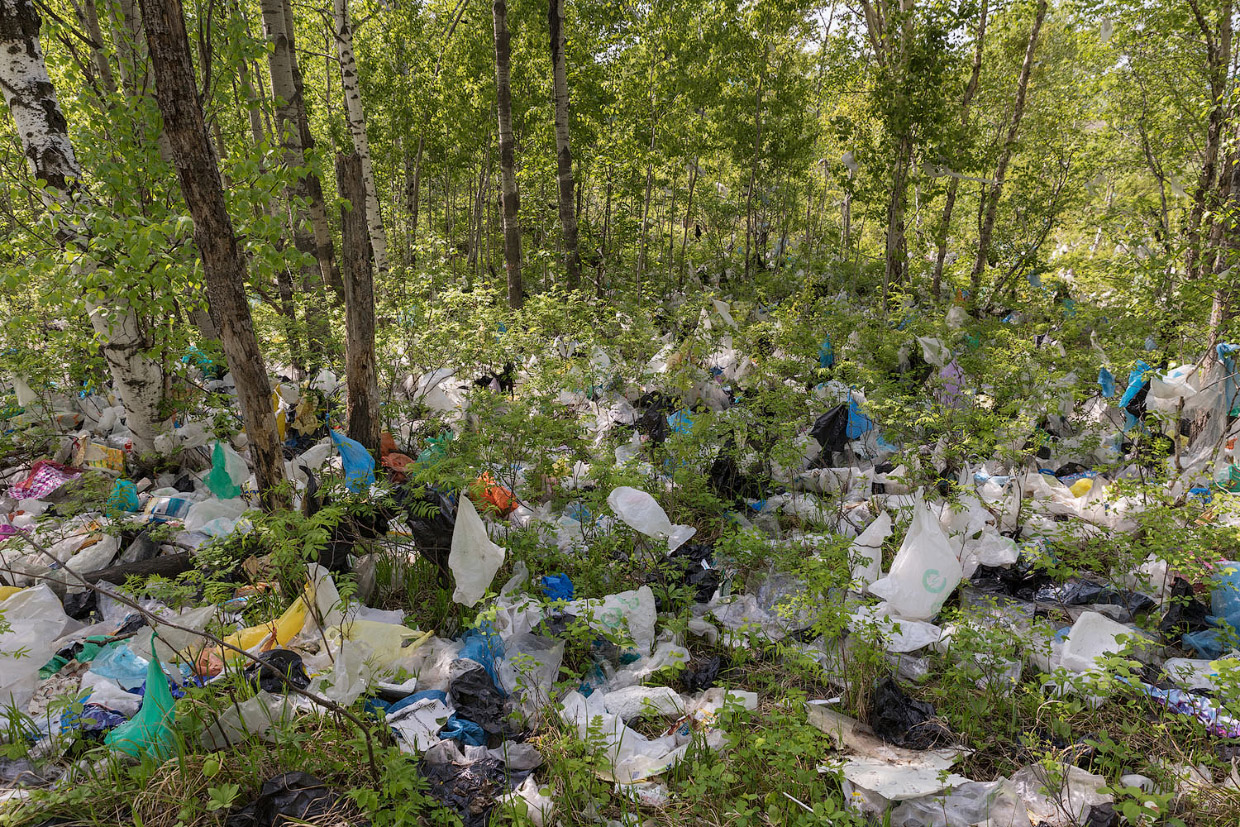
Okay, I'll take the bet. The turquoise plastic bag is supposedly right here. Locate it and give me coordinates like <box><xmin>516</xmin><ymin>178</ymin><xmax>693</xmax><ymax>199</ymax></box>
<box><xmin>330</xmin><ymin>429</ymin><xmax>375</xmax><ymax>493</ymax></box>
<box><xmin>104</xmin><ymin>634</ymin><xmax>177</xmax><ymax>761</ymax></box>
<box><xmin>205</xmin><ymin>441</ymin><xmax>243</xmax><ymax>499</ymax></box>
<box><xmin>107</xmin><ymin>479</ymin><xmax>139</xmax><ymax>513</ymax></box>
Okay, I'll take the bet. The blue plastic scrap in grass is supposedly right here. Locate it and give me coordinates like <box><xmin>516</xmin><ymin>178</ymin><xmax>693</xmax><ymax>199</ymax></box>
<box><xmin>459</xmin><ymin>623</ymin><xmax>505</xmax><ymax>691</ymax></box>
<box><xmin>329</xmin><ymin>429</ymin><xmax>375</xmax><ymax>493</ymax></box>
<box><xmin>440</xmin><ymin>715</ymin><xmax>486</xmax><ymax>746</ymax></box>
<box><xmin>108</xmin><ymin>479</ymin><xmax>139</xmax><ymax>513</ymax></box>
<box><xmin>540</xmin><ymin>574</ymin><xmax>574</xmax><ymax>602</ymax></box>
<box><xmin>667</xmin><ymin>409</ymin><xmax>694</xmax><ymax>435</ymax></box>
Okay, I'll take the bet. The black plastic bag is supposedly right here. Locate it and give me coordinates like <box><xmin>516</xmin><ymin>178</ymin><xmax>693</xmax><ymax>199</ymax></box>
<box><xmin>708</xmin><ymin>451</ymin><xmax>762</xmax><ymax>505</ymax></box>
<box><xmin>420</xmin><ymin>756</ymin><xmax>529</xmax><ymax>827</ymax></box>
<box><xmin>867</xmin><ymin>678</ymin><xmax>953</xmax><ymax>750</ymax></box>
<box><xmin>449</xmin><ymin>664</ymin><xmax>509</xmax><ymax>736</ymax></box>
<box><xmin>1035</xmin><ymin>579</ymin><xmax>1156</xmax><ymax>618</ymax></box>
<box><xmin>970</xmin><ymin>553</ymin><xmax>1052</xmax><ymax>601</ymax></box>
<box><xmin>394</xmin><ymin>484</ymin><xmax>457</xmax><ymax>587</ymax></box>
<box><xmin>634</xmin><ymin>391</ymin><xmax>677</xmax><ymax>444</ymax></box>
<box><xmin>809</xmin><ymin>405</ymin><xmax>849</xmax><ymax>455</ymax></box>
<box><xmin>682</xmin><ymin>655</ymin><xmax>724</xmax><ymax>693</ymax></box>
<box><xmin>225</xmin><ymin>772</ymin><xmax>360</xmax><ymax>827</ymax></box>
<box><xmin>245</xmin><ymin>649</ymin><xmax>310</xmax><ymax>694</ymax></box>
<box><xmin>1158</xmin><ymin>577</ymin><xmax>1212</xmax><ymax>643</ymax></box>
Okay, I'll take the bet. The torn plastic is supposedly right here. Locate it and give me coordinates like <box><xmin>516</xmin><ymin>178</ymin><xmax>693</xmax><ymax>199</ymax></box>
<box><xmin>607</xmin><ymin>486</ymin><xmax>696</xmax><ymax>551</ymax></box>
<box><xmin>448</xmin><ymin>495</ymin><xmax>505</xmax><ymax>607</ymax></box>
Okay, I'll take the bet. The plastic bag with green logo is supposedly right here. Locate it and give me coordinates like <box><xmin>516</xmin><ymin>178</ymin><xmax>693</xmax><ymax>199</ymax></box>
<box><xmin>867</xmin><ymin>496</ymin><xmax>962</xmax><ymax>621</ymax></box>
<box><xmin>104</xmin><ymin>634</ymin><xmax>178</xmax><ymax>761</ymax></box>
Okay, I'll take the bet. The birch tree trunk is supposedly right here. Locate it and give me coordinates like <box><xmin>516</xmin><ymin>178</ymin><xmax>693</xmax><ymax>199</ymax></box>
<box><xmin>493</xmin><ymin>0</ymin><xmax>523</xmax><ymax>308</ymax></box>
<box><xmin>333</xmin><ymin>0</ymin><xmax>389</xmax><ymax>273</ymax></box>
<box><xmin>260</xmin><ymin>0</ymin><xmax>336</xmax><ymax>366</ymax></box>
<box><xmin>138</xmin><ymin>0</ymin><xmax>287</xmax><ymax>506</ymax></box>
<box><xmin>239</xmin><ymin>46</ymin><xmax>305</xmax><ymax>377</ymax></box>
<box><xmin>336</xmin><ymin>152</ymin><xmax>381</xmax><ymax>451</ymax></box>
<box><xmin>548</xmin><ymin>0</ymin><xmax>580</xmax><ymax>289</ymax></box>
<box><xmin>0</xmin><ymin>0</ymin><xmax>166</xmax><ymax>453</ymax></box>
<box><xmin>969</xmin><ymin>0</ymin><xmax>1047</xmax><ymax>311</ymax></box>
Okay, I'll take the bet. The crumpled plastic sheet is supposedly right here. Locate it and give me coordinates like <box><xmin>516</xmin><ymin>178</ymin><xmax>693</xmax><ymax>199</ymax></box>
<box><xmin>448</xmin><ymin>495</ymin><xmax>505</xmax><ymax>607</ymax></box>
<box><xmin>607</xmin><ymin>486</ymin><xmax>696</xmax><ymax>551</ymax></box>
<box><xmin>421</xmin><ymin>755</ymin><xmax>530</xmax><ymax>827</ymax></box>
<box><xmin>224</xmin><ymin>771</ymin><xmax>352</xmax><ymax>827</ymax></box>
<box><xmin>202</xmin><ymin>691</ymin><xmax>295</xmax><ymax>750</ymax></box>
<box><xmin>1136</xmin><ymin>680</ymin><xmax>1240</xmax><ymax>737</ymax></box>
<box><xmin>1008</xmin><ymin>763</ymin><xmax>1111</xmax><ymax>827</ymax></box>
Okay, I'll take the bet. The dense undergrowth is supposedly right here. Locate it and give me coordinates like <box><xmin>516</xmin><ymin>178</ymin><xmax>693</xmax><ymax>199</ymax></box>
<box><xmin>2</xmin><ymin>266</ymin><xmax>1239</xmax><ymax>827</ymax></box>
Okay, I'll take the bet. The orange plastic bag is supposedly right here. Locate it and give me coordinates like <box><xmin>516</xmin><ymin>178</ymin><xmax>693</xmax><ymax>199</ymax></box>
<box><xmin>472</xmin><ymin>472</ymin><xmax>517</xmax><ymax>516</ymax></box>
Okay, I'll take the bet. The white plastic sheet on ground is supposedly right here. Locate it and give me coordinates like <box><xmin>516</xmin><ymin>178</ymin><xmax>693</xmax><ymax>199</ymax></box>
<box><xmin>1008</xmin><ymin>763</ymin><xmax>1110</xmax><ymax>826</ymax></box>
<box><xmin>607</xmin><ymin>486</ymin><xmax>696</xmax><ymax>551</ymax></box>
<box><xmin>0</xmin><ymin>585</ymin><xmax>73</xmax><ymax>713</ymax></box>
<box><xmin>449</xmin><ymin>495</ymin><xmax>505</xmax><ymax>606</ymax></box>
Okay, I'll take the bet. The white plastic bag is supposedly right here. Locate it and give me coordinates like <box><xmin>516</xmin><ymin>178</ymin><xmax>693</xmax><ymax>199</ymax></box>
<box><xmin>449</xmin><ymin>495</ymin><xmax>505</xmax><ymax>606</ymax></box>
<box><xmin>607</xmin><ymin>486</ymin><xmax>696</xmax><ymax>551</ymax></box>
<box><xmin>183</xmin><ymin>497</ymin><xmax>249</xmax><ymax>533</ymax></box>
<box><xmin>850</xmin><ymin>511</ymin><xmax>892</xmax><ymax>589</ymax></box>
<box><xmin>0</xmin><ymin>585</ymin><xmax>73</xmax><ymax>713</ymax></box>
<box><xmin>869</xmin><ymin>497</ymin><xmax>962</xmax><ymax>621</ymax></box>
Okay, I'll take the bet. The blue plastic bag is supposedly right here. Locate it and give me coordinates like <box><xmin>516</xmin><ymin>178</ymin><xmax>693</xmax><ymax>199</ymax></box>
<box><xmin>1119</xmin><ymin>361</ymin><xmax>1152</xmax><ymax>409</ymax></box>
<box><xmin>458</xmin><ymin>623</ymin><xmax>505</xmax><ymax>691</ymax></box>
<box><xmin>1098</xmin><ymin>368</ymin><xmax>1115</xmax><ymax>398</ymax></box>
<box><xmin>108</xmin><ymin>479</ymin><xmax>139</xmax><ymax>513</ymax></box>
<box><xmin>540</xmin><ymin>574</ymin><xmax>574</xmax><ymax>601</ymax></box>
<box><xmin>818</xmin><ymin>337</ymin><xmax>834</xmax><ymax>369</ymax></box>
<box><xmin>440</xmin><ymin>715</ymin><xmax>486</xmax><ymax>746</ymax></box>
<box><xmin>330</xmin><ymin>429</ymin><xmax>375</xmax><ymax>493</ymax></box>
<box><xmin>846</xmin><ymin>398</ymin><xmax>874</xmax><ymax>439</ymax></box>
<box><xmin>667</xmin><ymin>409</ymin><xmax>693</xmax><ymax>435</ymax></box>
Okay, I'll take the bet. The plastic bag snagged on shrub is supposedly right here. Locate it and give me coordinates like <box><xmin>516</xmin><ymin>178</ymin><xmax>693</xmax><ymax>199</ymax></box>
<box><xmin>449</xmin><ymin>495</ymin><xmax>505</xmax><ymax>606</ymax></box>
<box><xmin>205</xmin><ymin>441</ymin><xmax>247</xmax><ymax>499</ymax></box>
<box><xmin>869</xmin><ymin>497</ymin><xmax>962</xmax><ymax>621</ymax></box>
<box><xmin>330</xmin><ymin>429</ymin><xmax>375</xmax><ymax>493</ymax></box>
<box><xmin>105</xmin><ymin>633</ymin><xmax>177</xmax><ymax>761</ymax></box>
<box><xmin>607</xmin><ymin>486</ymin><xmax>696</xmax><ymax>551</ymax></box>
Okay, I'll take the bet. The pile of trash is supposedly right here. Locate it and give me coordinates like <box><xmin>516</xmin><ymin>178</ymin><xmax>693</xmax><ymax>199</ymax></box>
<box><xmin>1</xmin><ymin>299</ymin><xmax>1239</xmax><ymax>825</ymax></box>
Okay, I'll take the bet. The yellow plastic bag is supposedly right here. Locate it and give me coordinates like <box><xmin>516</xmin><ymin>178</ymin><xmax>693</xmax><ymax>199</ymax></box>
<box><xmin>73</xmin><ymin>439</ymin><xmax>125</xmax><ymax>473</ymax></box>
<box><xmin>1070</xmin><ymin>478</ymin><xmax>1093</xmax><ymax>497</ymax></box>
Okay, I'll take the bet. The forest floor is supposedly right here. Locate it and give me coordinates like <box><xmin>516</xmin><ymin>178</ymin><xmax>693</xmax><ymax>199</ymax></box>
<box><xmin>2</xmin><ymin>291</ymin><xmax>1240</xmax><ymax>827</ymax></box>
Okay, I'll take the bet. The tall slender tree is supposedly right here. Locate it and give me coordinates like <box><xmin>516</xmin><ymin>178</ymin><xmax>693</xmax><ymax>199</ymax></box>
<box><xmin>334</xmin><ymin>0</ymin><xmax>389</xmax><ymax>273</ymax></box>
<box><xmin>260</xmin><ymin>0</ymin><xmax>335</xmax><ymax>362</ymax></box>
<box><xmin>969</xmin><ymin>0</ymin><xmax>1047</xmax><ymax>311</ymax></box>
<box><xmin>336</xmin><ymin>152</ymin><xmax>381</xmax><ymax>451</ymax></box>
<box><xmin>548</xmin><ymin>0</ymin><xmax>580</xmax><ymax>289</ymax></box>
<box><xmin>493</xmin><ymin>0</ymin><xmax>523</xmax><ymax>308</ymax></box>
<box><xmin>137</xmin><ymin>0</ymin><xmax>288</xmax><ymax>506</ymax></box>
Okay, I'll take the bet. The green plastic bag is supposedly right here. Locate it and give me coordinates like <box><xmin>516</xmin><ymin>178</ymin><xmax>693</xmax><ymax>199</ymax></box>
<box><xmin>205</xmin><ymin>441</ymin><xmax>243</xmax><ymax>500</ymax></box>
<box><xmin>104</xmin><ymin>634</ymin><xmax>177</xmax><ymax>761</ymax></box>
